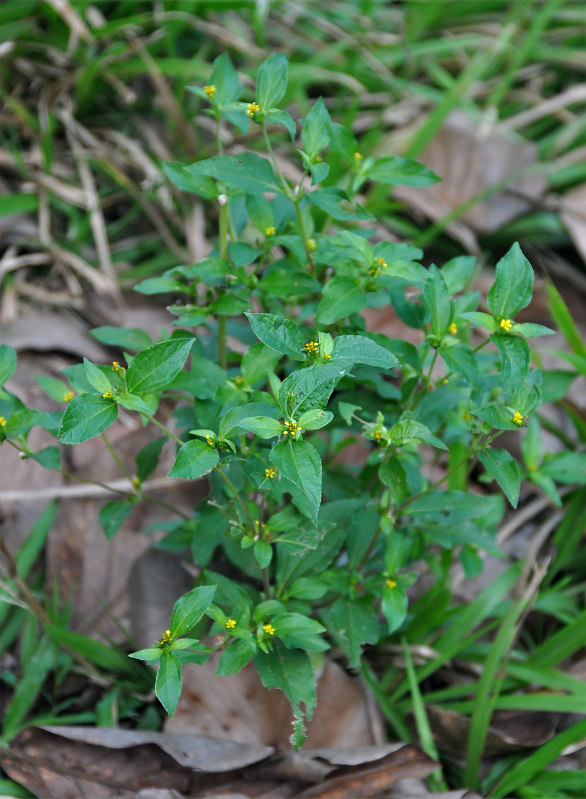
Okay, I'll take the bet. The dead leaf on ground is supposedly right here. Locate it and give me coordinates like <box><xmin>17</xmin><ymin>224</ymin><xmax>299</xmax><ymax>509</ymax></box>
<box><xmin>393</xmin><ymin>110</ymin><xmax>547</xmax><ymax>249</ymax></box>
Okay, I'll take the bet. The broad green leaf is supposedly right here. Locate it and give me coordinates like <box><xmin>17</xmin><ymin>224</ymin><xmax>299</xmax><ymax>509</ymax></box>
<box><xmin>136</xmin><ymin>437</ymin><xmax>167</xmax><ymax>482</ymax></box>
<box><xmin>170</xmin><ymin>585</ymin><xmax>216</xmax><ymax>637</ymax></box>
<box><xmin>271</xmin><ymin>613</ymin><xmax>328</xmax><ymax>651</ymax></box>
<box><xmin>487</xmin><ymin>242</ymin><xmax>534</xmax><ymax>319</ymax></box>
<box><xmin>521</xmin><ymin>417</ymin><xmax>542</xmax><ymax>471</ymax></box>
<box><xmin>301</xmin><ymin>97</ymin><xmax>331</xmax><ymax>156</ymax></box>
<box><xmin>331</xmin><ymin>335</ymin><xmax>398</xmax><ymax>369</ymax></box>
<box><xmin>479</xmin><ymin>448</ymin><xmax>521</xmax><ymax>508</ymax></box>
<box><xmin>134</xmin><ymin>277</ymin><xmax>187</xmax><ymax>295</ymax></box>
<box><xmin>270</xmin><ymin>440</ymin><xmax>322</xmax><ymax>522</ymax></box>
<box><xmin>409</xmin><ymin>490</ymin><xmax>496</xmax><ymax>521</ymax></box>
<box><xmin>237</xmin><ymin>416</ymin><xmax>284</xmax><ymax>439</ymax></box>
<box><xmin>541</xmin><ymin>452</ymin><xmax>586</xmax><ymax>484</ymax></box>
<box><xmin>473</xmin><ymin>404</ymin><xmax>521</xmax><ymax>431</ymax></box>
<box><xmin>83</xmin><ymin>358</ymin><xmax>111</xmax><ymax>394</ymax></box>
<box><xmin>30</xmin><ymin>446</ymin><xmax>61</xmax><ymax>470</ymax></box>
<box><xmin>216</xmin><ymin>639</ymin><xmax>256</xmax><ymax>676</ymax></box>
<box><xmin>162</xmin><ymin>162</ymin><xmax>218</xmax><ymax>199</ymax></box>
<box><xmin>365</xmin><ymin>156</ymin><xmax>440</xmax><ymax>186</ymax></box>
<box><xmin>304</xmin><ymin>187</ymin><xmax>374</xmax><ymax>221</ymax></box>
<box><xmin>440</xmin><ymin>347</ymin><xmax>478</xmax><ymax>385</ymax></box>
<box><xmin>278</xmin><ymin>363</ymin><xmax>344</xmax><ymax>416</ymax></box>
<box><xmin>254</xmin><ymin>539</ymin><xmax>272</xmax><ymax>569</ymax></box>
<box><xmin>155</xmin><ymin>651</ymin><xmax>182</xmax><ymax>717</ymax></box>
<box><xmin>266</xmin><ymin>109</ymin><xmax>296</xmax><ymax>140</ymax></box>
<box><xmin>128</xmin><ymin>647</ymin><xmax>162</xmax><ymax>662</ymax></box>
<box><xmin>316</xmin><ymin>276</ymin><xmax>366</xmax><ymax>324</ymax></box>
<box><xmin>219</xmin><ymin>401</ymin><xmax>278</xmax><ymax>437</ymax></box>
<box><xmin>185</xmin><ymin>153</ymin><xmax>281</xmax><ymax>194</ymax></box>
<box><xmin>545</xmin><ymin>278</ymin><xmax>586</xmax><ymax>357</ymax></box>
<box><xmin>45</xmin><ymin>624</ymin><xmax>144</xmax><ymax>679</ymax></box>
<box><xmin>210</xmin><ymin>52</ymin><xmax>242</xmax><ymax>106</ymax></box>
<box><xmin>441</xmin><ymin>255</ymin><xmax>476</xmax><ymax>294</ymax></box>
<box><xmin>320</xmin><ymin>597</ymin><xmax>380</xmax><ymax>668</ymax></box>
<box><xmin>90</xmin><ymin>326</ymin><xmax>152</xmax><ymax>351</ymax></box>
<box><xmin>492</xmin><ymin>335</ymin><xmax>530</xmax><ymax>389</ymax></box>
<box><xmin>169</xmin><ymin>440</ymin><xmax>219</xmax><ymax>479</ymax></box>
<box><xmin>241</xmin><ymin>342</ymin><xmax>281</xmax><ymax>384</ymax></box>
<box><xmin>0</xmin><ymin>345</ymin><xmax>17</xmax><ymax>386</ymax></box>
<box><xmin>115</xmin><ymin>393</ymin><xmax>153</xmax><ymax>415</ymax></box>
<box><xmin>459</xmin><ymin>311</ymin><xmax>497</xmax><ymax>331</ymax></box>
<box><xmin>0</xmin><ymin>193</ymin><xmax>38</xmax><ymax>216</ymax></box>
<box><xmin>257</xmin><ymin>52</ymin><xmax>288</xmax><ymax>109</ymax></box>
<box><xmin>245</xmin><ymin>313</ymin><xmax>305</xmax><ymax>359</ymax></box>
<box><xmin>126</xmin><ymin>338</ymin><xmax>193</xmax><ymax>394</ymax></box>
<box><xmin>512</xmin><ymin>322</ymin><xmax>555</xmax><ymax>338</ymax></box>
<box><xmin>254</xmin><ymin>642</ymin><xmax>316</xmax><ymax>723</ymax></box>
<box><xmin>338</xmin><ymin>401</ymin><xmax>361</xmax><ymax>425</ymax></box>
<box><xmin>99</xmin><ymin>501</ymin><xmax>134</xmax><ymax>541</ymax></box>
<box><xmin>59</xmin><ymin>394</ymin><xmax>118</xmax><ymax>444</ymax></box>
<box><xmin>297</xmin><ymin>409</ymin><xmax>333</xmax><ymax>430</ymax></box>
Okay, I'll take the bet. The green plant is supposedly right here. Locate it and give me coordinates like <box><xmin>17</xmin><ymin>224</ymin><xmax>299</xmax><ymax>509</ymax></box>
<box><xmin>3</xmin><ymin>52</ymin><xmax>584</xmax><ymax>755</ymax></box>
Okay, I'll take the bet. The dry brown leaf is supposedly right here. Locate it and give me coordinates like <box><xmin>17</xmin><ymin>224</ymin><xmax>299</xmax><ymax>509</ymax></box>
<box><xmin>393</xmin><ymin>110</ymin><xmax>547</xmax><ymax>245</ymax></box>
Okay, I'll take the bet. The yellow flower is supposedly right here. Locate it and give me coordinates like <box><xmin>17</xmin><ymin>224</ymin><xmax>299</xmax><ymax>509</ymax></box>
<box><xmin>265</xmin><ymin>467</ymin><xmax>276</xmax><ymax>479</ymax></box>
<box><xmin>102</xmin><ymin>391</ymin><xmax>112</xmax><ymax>399</ymax></box>
<box><xmin>132</xmin><ymin>476</ymin><xmax>141</xmax><ymax>488</ymax></box>
<box><xmin>112</xmin><ymin>361</ymin><xmax>121</xmax><ymax>371</ymax></box>
<box><xmin>265</xmin><ymin>226</ymin><xmax>276</xmax><ymax>236</ymax></box>
<box><xmin>64</xmin><ymin>391</ymin><xmax>74</xmax><ymax>403</ymax></box>
<box><xmin>307</xmin><ymin>238</ymin><xmax>317</xmax><ymax>251</ymax></box>
<box><xmin>500</xmin><ymin>318</ymin><xmax>513</xmax><ymax>332</ymax></box>
<box><xmin>234</xmin><ymin>375</ymin><xmax>244</xmax><ymax>385</ymax></box>
<box><xmin>247</xmin><ymin>101</ymin><xmax>260</xmax><ymax>117</ymax></box>
<box><xmin>323</xmin><ymin>352</ymin><xmax>331</xmax><ymax>360</ymax></box>
<box><xmin>158</xmin><ymin>629</ymin><xmax>173</xmax><ymax>646</ymax></box>
<box><xmin>303</xmin><ymin>341</ymin><xmax>319</xmax><ymax>354</ymax></box>
<box><xmin>353</xmin><ymin>151</ymin><xmax>363</xmax><ymax>162</ymax></box>
<box><xmin>374</xmin><ymin>431</ymin><xmax>383</xmax><ymax>441</ymax></box>
<box><xmin>0</xmin><ymin>415</ymin><xmax>6</xmax><ymax>428</ymax></box>
<box><xmin>263</xmin><ymin>623</ymin><xmax>276</xmax><ymax>636</ymax></box>
<box><xmin>206</xmin><ymin>434</ymin><xmax>215</xmax><ymax>447</ymax></box>
<box><xmin>204</xmin><ymin>84</ymin><xmax>216</xmax><ymax>100</ymax></box>
<box><xmin>449</xmin><ymin>322</ymin><xmax>458</xmax><ymax>335</ymax></box>
<box><xmin>386</xmin><ymin>578</ymin><xmax>397</xmax><ymax>589</ymax></box>
<box><xmin>512</xmin><ymin>411</ymin><xmax>524</xmax><ymax>426</ymax></box>
<box><xmin>225</xmin><ymin>618</ymin><xmax>237</xmax><ymax>630</ymax></box>
<box><xmin>282</xmin><ymin>420</ymin><xmax>302</xmax><ymax>437</ymax></box>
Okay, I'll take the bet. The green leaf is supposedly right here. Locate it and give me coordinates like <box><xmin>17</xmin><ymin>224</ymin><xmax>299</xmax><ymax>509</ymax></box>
<box><xmin>162</xmin><ymin>162</ymin><xmax>218</xmax><ymax>199</ymax></box>
<box><xmin>487</xmin><ymin>242</ymin><xmax>534</xmax><ymax>319</ymax></box>
<box><xmin>382</xmin><ymin>583</ymin><xmax>408</xmax><ymax>633</ymax></box>
<box><xmin>365</xmin><ymin>156</ymin><xmax>440</xmax><ymax>187</ymax></box>
<box><xmin>2</xmin><ymin>635</ymin><xmax>55</xmax><ymax>737</ymax></box>
<box><xmin>331</xmin><ymin>335</ymin><xmax>398</xmax><ymax>369</ymax></box>
<box><xmin>16</xmin><ymin>501</ymin><xmax>57</xmax><ymax>579</ymax></box>
<box><xmin>278</xmin><ymin>363</ymin><xmax>344</xmax><ymax>416</ymax></box>
<box><xmin>185</xmin><ymin>153</ymin><xmax>281</xmax><ymax>194</ymax></box>
<box><xmin>257</xmin><ymin>52</ymin><xmax>288</xmax><ymax>109</ymax></box>
<box><xmin>237</xmin><ymin>416</ymin><xmax>284</xmax><ymax>439</ymax></box>
<box><xmin>115</xmin><ymin>393</ymin><xmax>153</xmax><ymax>415</ymax></box>
<box><xmin>241</xmin><ymin>342</ymin><xmax>281</xmax><ymax>385</ymax></box>
<box><xmin>541</xmin><ymin>452</ymin><xmax>586</xmax><ymax>484</ymax></box>
<box><xmin>134</xmin><ymin>277</ymin><xmax>187</xmax><ymax>295</ymax></box>
<box><xmin>170</xmin><ymin>585</ymin><xmax>216</xmax><ymax>637</ymax></box>
<box><xmin>441</xmin><ymin>255</ymin><xmax>476</xmax><ymax>294</ymax></box>
<box><xmin>216</xmin><ymin>639</ymin><xmax>256</xmax><ymax>676</ymax></box>
<box><xmin>254</xmin><ymin>539</ymin><xmax>272</xmax><ymax>568</ymax></box>
<box><xmin>272</xmin><ymin>613</ymin><xmax>328</xmax><ymax>651</ymax></box>
<box><xmin>301</xmin><ymin>97</ymin><xmax>331</xmax><ymax>157</ymax></box>
<box><xmin>169</xmin><ymin>440</ymin><xmax>219</xmax><ymax>479</ymax></box>
<box><xmin>0</xmin><ymin>192</ymin><xmax>38</xmax><ymax>216</ymax></box>
<box><xmin>320</xmin><ymin>598</ymin><xmax>380</xmax><ymax>668</ymax></box>
<box><xmin>512</xmin><ymin>322</ymin><xmax>555</xmax><ymax>338</ymax></box>
<box><xmin>99</xmin><ymin>501</ymin><xmax>134</xmax><ymax>541</ymax></box>
<box><xmin>304</xmin><ymin>187</ymin><xmax>374</xmax><ymax>221</ymax></box>
<box><xmin>459</xmin><ymin>311</ymin><xmax>497</xmax><ymax>331</ymax></box>
<box><xmin>316</xmin><ymin>276</ymin><xmax>366</xmax><ymax>324</ymax></box>
<box><xmin>45</xmin><ymin>624</ymin><xmax>144</xmax><ymax>679</ymax></box>
<box><xmin>155</xmin><ymin>651</ymin><xmax>182</xmax><ymax>718</ymax></box>
<box><xmin>492</xmin><ymin>335</ymin><xmax>530</xmax><ymax>389</ymax></box>
<box><xmin>521</xmin><ymin>417</ymin><xmax>542</xmax><ymax>471</ymax></box>
<box><xmin>422</xmin><ymin>265</ymin><xmax>451</xmax><ymax>338</ymax></box>
<box><xmin>90</xmin><ymin>326</ymin><xmax>152</xmax><ymax>351</ymax></box>
<box><xmin>83</xmin><ymin>358</ymin><xmax>111</xmax><ymax>394</ymax></box>
<box><xmin>266</xmin><ymin>109</ymin><xmax>296</xmax><ymax>140</ymax></box>
<box><xmin>338</xmin><ymin>401</ymin><xmax>361</xmax><ymax>424</ymax></box>
<box><xmin>0</xmin><ymin>345</ymin><xmax>17</xmax><ymax>386</ymax></box>
<box><xmin>254</xmin><ymin>642</ymin><xmax>316</xmax><ymax>732</ymax></box>
<box><xmin>245</xmin><ymin>313</ymin><xmax>305</xmax><ymax>359</ymax></box>
<box><xmin>210</xmin><ymin>52</ymin><xmax>242</xmax><ymax>106</ymax></box>
<box><xmin>59</xmin><ymin>394</ymin><xmax>118</xmax><ymax>444</ymax></box>
<box><xmin>270</xmin><ymin>440</ymin><xmax>322</xmax><ymax>523</ymax></box>
<box><xmin>30</xmin><ymin>446</ymin><xmax>61</xmax><ymax>470</ymax></box>
<box><xmin>440</xmin><ymin>347</ymin><xmax>478</xmax><ymax>385</ymax></box>
<box><xmin>479</xmin><ymin>448</ymin><xmax>522</xmax><ymax>508</ymax></box>
<box><xmin>219</xmin><ymin>401</ymin><xmax>278</xmax><ymax>437</ymax></box>
<box><xmin>297</xmin><ymin>409</ymin><xmax>333</xmax><ymax>430</ymax></box>
<box><xmin>545</xmin><ymin>278</ymin><xmax>586</xmax><ymax>357</ymax></box>
<box><xmin>409</xmin><ymin>490</ymin><xmax>495</xmax><ymax>521</ymax></box>
<box><xmin>126</xmin><ymin>338</ymin><xmax>193</xmax><ymax>394</ymax></box>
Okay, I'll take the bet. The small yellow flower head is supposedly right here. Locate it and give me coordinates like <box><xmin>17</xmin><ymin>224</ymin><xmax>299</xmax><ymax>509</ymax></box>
<box><xmin>449</xmin><ymin>322</ymin><xmax>458</xmax><ymax>335</ymax></box>
<box><xmin>500</xmin><ymin>318</ymin><xmax>513</xmax><ymax>332</ymax></box>
<box><xmin>464</xmin><ymin>412</ymin><xmax>471</xmax><ymax>421</ymax></box>
<box><xmin>323</xmin><ymin>352</ymin><xmax>331</xmax><ymax>360</ymax></box>
<box><xmin>64</xmin><ymin>391</ymin><xmax>74</xmax><ymax>403</ymax></box>
<box><xmin>307</xmin><ymin>238</ymin><xmax>317</xmax><ymax>251</ymax></box>
<box><xmin>265</xmin><ymin>226</ymin><xmax>276</xmax><ymax>237</ymax></box>
<box><xmin>204</xmin><ymin>84</ymin><xmax>216</xmax><ymax>100</ymax></box>
<box><xmin>512</xmin><ymin>411</ymin><xmax>524</xmax><ymax>426</ymax></box>
<box><xmin>303</xmin><ymin>340</ymin><xmax>319</xmax><ymax>354</ymax></box>
<box><xmin>158</xmin><ymin>629</ymin><xmax>173</xmax><ymax>646</ymax></box>
<box><xmin>225</xmin><ymin>618</ymin><xmax>237</xmax><ymax>630</ymax></box>
<box><xmin>265</xmin><ymin>467</ymin><xmax>276</xmax><ymax>479</ymax></box>
<box><xmin>441</xmin><ymin>378</ymin><xmax>449</xmax><ymax>386</ymax></box>
<box><xmin>282</xmin><ymin>420</ymin><xmax>302</xmax><ymax>437</ymax></box>
<box><xmin>234</xmin><ymin>374</ymin><xmax>244</xmax><ymax>385</ymax></box>
<box><xmin>132</xmin><ymin>476</ymin><xmax>141</xmax><ymax>488</ymax></box>
<box><xmin>374</xmin><ymin>431</ymin><xmax>383</xmax><ymax>441</ymax></box>
<box><xmin>263</xmin><ymin>623</ymin><xmax>276</xmax><ymax>636</ymax></box>
<box><xmin>112</xmin><ymin>361</ymin><xmax>121</xmax><ymax>371</ymax></box>
<box><xmin>206</xmin><ymin>434</ymin><xmax>215</xmax><ymax>447</ymax></box>
<box><xmin>353</xmin><ymin>151</ymin><xmax>363</xmax><ymax>162</ymax></box>
<box><xmin>102</xmin><ymin>391</ymin><xmax>112</xmax><ymax>399</ymax></box>
<box><xmin>376</xmin><ymin>256</ymin><xmax>387</xmax><ymax>268</ymax></box>
<box><xmin>386</xmin><ymin>578</ymin><xmax>397</xmax><ymax>589</ymax></box>
<box><xmin>0</xmin><ymin>415</ymin><xmax>6</xmax><ymax>428</ymax></box>
<box><xmin>247</xmin><ymin>101</ymin><xmax>260</xmax><ymax>118</ymax></box>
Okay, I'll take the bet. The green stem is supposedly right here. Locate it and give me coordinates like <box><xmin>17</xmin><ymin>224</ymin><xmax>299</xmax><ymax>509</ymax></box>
<box><xmin>217</xmin><ymin>199</ymin><xmax>229</xmax><ymax>370</ymax></box>
<box><xmin>141</xmin><ymin>414</ymin><xmax>183</xmax><ymax>446</ymax></box>
<box><xmin>261</xmin><ymin>123</ymin><xmax>292</xmax><ymax>198</ymax></box>
<box><xmin>101</xmin><ymin>432</ymin><xmax>132</xmax><ymax>480</ymax></box>
<box><xmin>215</xmin><ymin>467</ymin><xmax>257</xmax><ymax>533</ymax></box>
<box><xmin>294</xmin><ymin>199</ymin><xmax>316</xmax><ymax>276</ymax></box>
